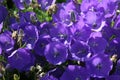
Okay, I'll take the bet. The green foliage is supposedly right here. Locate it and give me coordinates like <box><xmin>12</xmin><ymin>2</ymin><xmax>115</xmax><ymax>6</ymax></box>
<box><xmin>77</xmin><ymin>0</ymin><xmax>82</xmax><ymax>4</ymax></box>
<box><xmin>13</xmin><ymin>74</ymin><xmax>20</xmax><ymax>80</ymax></box>
<box><xmin>0</xmin><ymin>56</ymin><xmax>6</xmax><ymax>63</ymax></box>
<box><xmin>33</xmin><ymin>8</ymin><xmax>52</xmax><ymax>22</ymax></box>
<box><xmin>56</xmin><ymin>0</ymin><xmax>66</xmax><ymax>3</ymax></box>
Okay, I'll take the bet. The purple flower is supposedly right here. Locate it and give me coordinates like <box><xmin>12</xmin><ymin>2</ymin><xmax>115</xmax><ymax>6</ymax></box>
<box><xmin>8</xmin><ymin>48</ymin><xmax>35</xmax><ymax>71</ymax></box>
<box><xmin>13</xmin><ymin>0</ymin><xmax>32</xmax><ymax>10</ymax></box>
<box><xmin>114</xmin><ymin>59</ymin><xmax>120</xmax><ymax>75</ymax></box>
<box><xmin>86</xmin><ymin>53</ymin><xmax>113</xmax><ymax>77</ymax></box>
<box><xmin>101</xmin><ymin>26</ymin><xmax>116</xmax><ymax>41</ymax></box>
<box><xmin>97</xmin><ymin>0</ymin><xmax>118</xmax><ymax>18</ymax></box>
<box><xmin>60</xmin><ymin>65</ymin><xmax>90</xmax><ymax>80</ymax></box>
<box><xmin>21</xmin><ymin>23</ymin><xmax>39</xmax><ymax>49</ymax></box>
<box><xmin>80</xmin><ymin>0</ymin><xmax>118</xmax><ymax>18</ymax></box>
<box><xmin>40</xmin><ymin>67</ymin><xmax>64</xmax><ymax>80</ymax></box>
<box><xmin>80</xmin><ymin>0</ymin><xmax>97</xmax><ymax>12</ymax></box>
<box><xmin>85</xmin><ymin>11</ymin><xmax>97</xmax><ymax>25</ymax></box>
<box><xmin>0</xmin><ymin>31</ymin><xmax>14</xmax><ymax>52</ymax></box>
<box><xmin>39</xmin><ymin>22</ymin><xmax>54</xmax><ymax>35</ymax></box>
<box><xmin>0</xmin><ymin>5</ymin><xmax>8</xmax><ymax>23</ymax></box>
<box><xmin>0</xmin><ymin>0</ymin><xmax>3</xmax><ymax>3</ymax></box>
<box><xmin>114</xmin><ymin>14</ymin><xmax>120</xmax><ymax>30</ymax></box>
<box><xmin>88</xmin><ymin>36</ymin><xmax>107</xmax><ymax>54</ymax></box>
<box><xmin>44</xmin><ymin>42</ymin><xmax>68</xmax><ymax>65</ymax></box>
<box><xmin>52</xmin><ymin>4</ymin><xmax>71</xmax><ymax>25</ymax></box>
<box><xmin>38</xmin><ymin>0</ymin><xmax>56</xmax><ymax>10</ymax></box>
<box><xmin>40</xmin><ymin>76</ymin><xmax>58</xmax><ymax>80</ymax></box>
<box><xmin>19</xmin><ymin>12</ymin><xmax>37</xmax><ymax>23</ymax></box>
<box><xmin>106</xmin><ymin>75</ymin><xmax>120</xmax><ymax>80</ymax></box>
<box><xmin>41</xmin><ymin>75</ymin><xmax>58</xmax><ymax>80</ymax></box>
<box><xmin>53</xmin><ymin>1</ymin><xmax>79</xmax><ymax>26</ymax></box>
<box><xmin>50</xmin><ymin>23</ymin><xmax>68</xmax><ymax>42</ymax></box>
<box><xmin>105</xmin><ymin>37</ymin><xmax>120</xmax><ymax>58</ymax></box>
<box><xmin>34</xmin><ymin>35</ymin><xmax>50</xmax><ymax>56</ymax></box>
<box><xmin>84</xmin><ymin>10</ymin><xmax>105</xmax><ymax>31</ymax></box>
<box><xmin>70</xmin><ymin>41</ymin><xmax>89</xmax><ymax>60</ymax></box>
<box><xmin>73</xmin><ymin>26</ymin><xmax>91</xmax><ymax>42</ymax></box>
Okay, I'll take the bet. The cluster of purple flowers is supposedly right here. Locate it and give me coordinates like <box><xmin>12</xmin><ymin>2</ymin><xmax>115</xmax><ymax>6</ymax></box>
<box><xmin>0</xmin><ymin>0</ymin><xmax>120</xmax><ymax>80</ymax></box>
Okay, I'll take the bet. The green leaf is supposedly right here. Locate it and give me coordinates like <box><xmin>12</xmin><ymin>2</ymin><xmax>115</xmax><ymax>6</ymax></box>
<box><xmin>22</xmin><ymin>6</ymin><xmax>33</xmax><ymax>12</ymax></box>
<box><xmin>13</xmin><ymin>74</ymin><xmax>20</xmax><ymax>80</ymax></box>
<box><xmin>0</xmin><ymin>55</ymin><xmax>6</xmax><ymax>63</ymax></box>
<box><xmin>109</xmin><ymin>35</ymin><xmax>116</xmax><ymax>41</ymax></box>
<box><xmin>77</xmin><ymin>0</ymin><xmax>82</xmax><ymax>4</ymax></box>
<box><xmin>34</xmin><ymin>8</ymin><xmax>52</xmax><ymax>22</ymax></box>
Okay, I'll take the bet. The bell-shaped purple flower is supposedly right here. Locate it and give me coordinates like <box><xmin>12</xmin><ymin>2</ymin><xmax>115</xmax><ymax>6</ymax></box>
<box><xmin>88</xmin><ymin>36</ymin><xmax>107</xmax><ymax>54</ymax></box>
<box><xmin>34</xmin><ymin>34</ymin><xmax>50</xmax><ymax>56</ymax></box>
<box><xmin>8</xmin><ymin>48</ymin><xmax>35</xmax><ymax>71</ymax></box>
<box><xmin>86</xmin><ymin>53</ymin><xmax>113</xmax><ymax>77</ymax></box>
<box><xmin>50</xmin><ymin>23</ymin><xmax>68</xmax><ymax>42</ymax></box>
<box><xmin>44</xmin><ymin>42</ymin><xmax>68</xmax><ymax>65</ymax></box>
<box><xmin>22</xmin><ymin>24</ymin><xmax>39</xmax><ymax>49</ymax></box>
<box><xmin>70</xmin><ymin>41</ymin><xmax>89</xmax><ymax>60</ymax></box>
<box><xmin>0</xmin><ymin>31</ymin><xmax>14</xmax><ymax>52</ymax></box>
<box><xmin>73</xmin><ymin>26</ymin><xmax>91</xmax><ymax>42</ymax></box>
<box><xmin>60</xmin><ymin>65</ymin><xmax>90</xmax><ymax>80</ymax></box>
<box><xmin>0</xmin><ymin>5</ymin><xmax>8</xmax><ymax>23</ymax></box>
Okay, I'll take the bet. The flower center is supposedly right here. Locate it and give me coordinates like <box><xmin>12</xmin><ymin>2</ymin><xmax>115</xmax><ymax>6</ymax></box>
<box><xmin>92</xmin><ymin>41</ymin><xmax>98</xmax><ymax>47</ymax></box>
<box><xmin>40</xmin><ymin>43</ymin><xmax>45</xmax><ymax>48</ymax></box>
<box><xmin>96</xmin><ymin>63</ymin><xmax>102</xmax><ymax>70</ymax></box>
<box><xmin>54</xmin><ymin>51</ymin><xmax>59</xmax><ymax>58</ymax></box>
<box><xmin>75</xmin><ymin>77</ymin><xmax>81</xmax><ymax>80</ymax></box>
